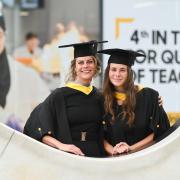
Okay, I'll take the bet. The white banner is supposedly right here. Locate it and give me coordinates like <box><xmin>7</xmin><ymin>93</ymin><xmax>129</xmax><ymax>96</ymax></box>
<box><xmin>102</xmin><ymin>0</ymin><xmax>180</xmax><ymax>112</ymax></box>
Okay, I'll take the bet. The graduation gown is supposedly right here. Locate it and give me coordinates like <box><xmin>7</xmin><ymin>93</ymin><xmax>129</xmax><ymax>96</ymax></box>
<box><xmin>104</xmin><ymin>88</ymin><xmax>170</xmax><ymax>146</ymax></box>
<box><xmin>0</xmin><ymin>49</ymin><xmax>10</xmax><ymax>108</ymax></box>
<box><xmin>24</xmin><ymin>86</ymin><xmax>105</xmax><ymax>157</ymax></box>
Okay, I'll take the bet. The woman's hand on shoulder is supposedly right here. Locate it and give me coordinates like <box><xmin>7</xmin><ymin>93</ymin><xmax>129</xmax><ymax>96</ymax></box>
<box><xmin>158</xmin><ymin>95</ymin><xmax>163</xmax><ymax>106</ymax></box>
<box><xmin>58</xmin><ymin>144</ymin><xmax>85</xmax><ymax>156</ymax></box>
<box><xmin>112</xmin><ymin>142</ymin><xmax>130</xmax><ymax>155</ymax></box>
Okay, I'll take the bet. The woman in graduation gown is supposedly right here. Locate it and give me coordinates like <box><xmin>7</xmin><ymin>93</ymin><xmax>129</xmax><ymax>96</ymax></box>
<box><xmin>98</xmin><ymin>48</ymin><xmax>170</xmax><ymax>156</ymax></box>
<box><xmin>0</xmin><ymin>15</ymin><xmax>10</xmax><ymax>108</ymax></box>
<box><xmin>24</xmin><ymin>40</ymin><xmax>107</xmax><ymax>157</ymax></box>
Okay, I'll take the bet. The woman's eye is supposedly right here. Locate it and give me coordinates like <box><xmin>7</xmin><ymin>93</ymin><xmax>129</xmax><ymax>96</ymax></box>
<box><xmin>87</xmin><ymin>60</ymin><xmax>93</xmax><ymax>64</ymax></box>
<box><xmin>78</xmin><ymin>61</ymin><xmax>84</xmax><ymax>65</ymax></box>
<box><xmin>120</xmin><ymin>69</ymin><xmax>126</xmax><ymax>72</ymax></box>
<box><xmin>111</xmin><ymin>68</ymin><xmax>116</xmax><ymax>72</ymax></box>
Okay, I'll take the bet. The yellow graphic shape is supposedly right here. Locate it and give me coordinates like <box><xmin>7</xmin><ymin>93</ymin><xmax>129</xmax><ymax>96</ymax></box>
<box><xmin>115</xmin><ymin>18</ymin><xmax>134</xmax><ymax>39</ymax></box>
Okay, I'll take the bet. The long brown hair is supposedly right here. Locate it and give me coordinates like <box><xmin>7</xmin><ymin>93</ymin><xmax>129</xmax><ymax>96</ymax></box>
<box><xmin>66</xmin><ymin>55</ymin><xmax>101</xmax><ymax>82</ymax></box>
<box><xmin>103</xmin><ymin>64</ymin><xmax>138</xmax><ymax>126</ymax></box>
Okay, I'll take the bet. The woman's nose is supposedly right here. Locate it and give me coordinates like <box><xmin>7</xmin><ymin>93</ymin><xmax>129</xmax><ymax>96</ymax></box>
<box><xmin>115</xmin><ymin>71</ymin><xmax>120</xmax><ymax>77</ymax></box>
<box><xmin>83</xmin><ymin>62</ymin><xmax>88</xmax><ymax>67</ymax></box>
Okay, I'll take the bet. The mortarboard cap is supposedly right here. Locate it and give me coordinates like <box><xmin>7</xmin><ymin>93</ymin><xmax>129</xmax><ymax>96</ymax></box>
<box><xmin>0</xmin><ymin>15</ymin><xmax>6</xmax><ymax>32</ymax></box>
<box><xmin>58</xmin><ymin>40</ymin><xmax>108</xmax><ymax>58</ymax></box>
<box><xmin>98</xmin><ymin>48</ymin><xmax>145</xmax><ymax>67</ymax></box>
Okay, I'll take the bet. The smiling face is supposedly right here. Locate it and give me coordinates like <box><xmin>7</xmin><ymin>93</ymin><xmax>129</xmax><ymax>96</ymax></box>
<box><xmin>74</xmin><ymin>56</ymin><xmax>96</xmax><ymax>84</ymax></box>
<box><xmin>109</xmin><ymin>63</ymin><xmax>128</xmax><ymax>90</ymax></box>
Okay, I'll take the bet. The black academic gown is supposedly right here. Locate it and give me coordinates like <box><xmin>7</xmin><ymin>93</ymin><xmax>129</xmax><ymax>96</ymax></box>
<box><xmin>104</xmin><ymin>88</ymin><xmax>170</xmax><ymax>146</ymax></box>
<box><xmin>0</xmin><ymin>49</ymin><xmax>10</xmax><ymax>108</ymax></box>
<box><xmin>24</xmin><ymin>87</ymin><xmax>105</xmax><ymax>157</ymax></box>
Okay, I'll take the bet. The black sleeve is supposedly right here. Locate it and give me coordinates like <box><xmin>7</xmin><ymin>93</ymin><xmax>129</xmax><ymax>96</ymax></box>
<box><xmin>23</xmin><ymin>103</ymin><xmax>44</xmax><ymax>141</ymax></box>
<box><xmin>149</xmin><ymin>90</ymin><xmax>170</xmax><ymax>139</ymax></box>
<box><xmin>24</xmin><ymin>88</ymin><xmax>72</xmax><ymax>144</ymax></box>
<box><xmin>23</xmin><ymin>91</ymin><xmax>57</xmax><ymax>141</ymax></box>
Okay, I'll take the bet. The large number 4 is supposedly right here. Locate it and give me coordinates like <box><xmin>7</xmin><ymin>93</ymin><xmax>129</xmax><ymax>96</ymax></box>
<box><xmin>130</xmin><ymin>30</ymin><xmax>139</xmax><ymax>44</ymax></box>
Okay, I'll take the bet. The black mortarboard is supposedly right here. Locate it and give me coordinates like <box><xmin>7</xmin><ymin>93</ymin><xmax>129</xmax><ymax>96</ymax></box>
<box><xmin>98</xmin><ymin>48</ymin><xmax>145</xmax><ymax>67</ymax></box>
<box><xmin>58</xmin><ymin>40</ymin><xmax>108</xmax><ymax>58</ymax></box>
<box><xmin>0</xmin><ymin>15</ymin><xmax>6</xmax><ymax>31</ymax></box>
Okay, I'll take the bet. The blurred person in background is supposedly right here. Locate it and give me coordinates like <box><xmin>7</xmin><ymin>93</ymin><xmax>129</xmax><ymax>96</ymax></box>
<box><xmin>0</xmin><ymin>14</ymin><xmax>10</xmax><ymax>109</ymax></box>
<box><xmin>0</xmin><ymin>13</ymin><xmax>22</xmax><ymax>131</ymax></box>
<box><xmin>79</xmin><ymin>25</ymin><xmax>89</xmax><ymax>42</ymax></box>
<box><xmin>0</xmin><ymin>13</ymin><xmax>50</xmax><ymax>131</ymax></box>
<box><xmin>40</xmin><ymin>23</ymin><xmax>65</xmax><ymax>91</ymax></box>
<box><xmin>54</xmin><ymin>22</ymin><xmax>65</xmax><ymax>41</ymax></box>
<box><xmin>13</xmin><ymin>32</ymin><xmax>42</xmax><ymax>73</ymax></box>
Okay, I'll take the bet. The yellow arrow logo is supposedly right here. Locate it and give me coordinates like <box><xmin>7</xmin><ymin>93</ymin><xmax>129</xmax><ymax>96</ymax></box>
<box><xmin>115</xmin><ymin>18</ymin><xmax>134</xmax><ymax>39</ymax></box>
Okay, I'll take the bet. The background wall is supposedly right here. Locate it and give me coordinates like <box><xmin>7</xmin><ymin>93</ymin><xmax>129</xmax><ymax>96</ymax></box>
<box><xmin>3</xmin><ymin>0</ymin><xmax>101</xmax><ymax>52</ymax></box>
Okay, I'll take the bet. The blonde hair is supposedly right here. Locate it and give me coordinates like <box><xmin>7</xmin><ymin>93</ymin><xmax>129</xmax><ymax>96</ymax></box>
<box><xmin>66</xmin><ymin>55</ymin><xmax>101</xmax><ymax>82</ymax></box>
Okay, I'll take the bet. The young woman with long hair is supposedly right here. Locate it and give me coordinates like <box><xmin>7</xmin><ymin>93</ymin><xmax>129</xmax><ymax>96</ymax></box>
<box><xmin>98</xmin><ymin>48</ymin><xmax>170</xmax><ymax>156</ymax></box>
